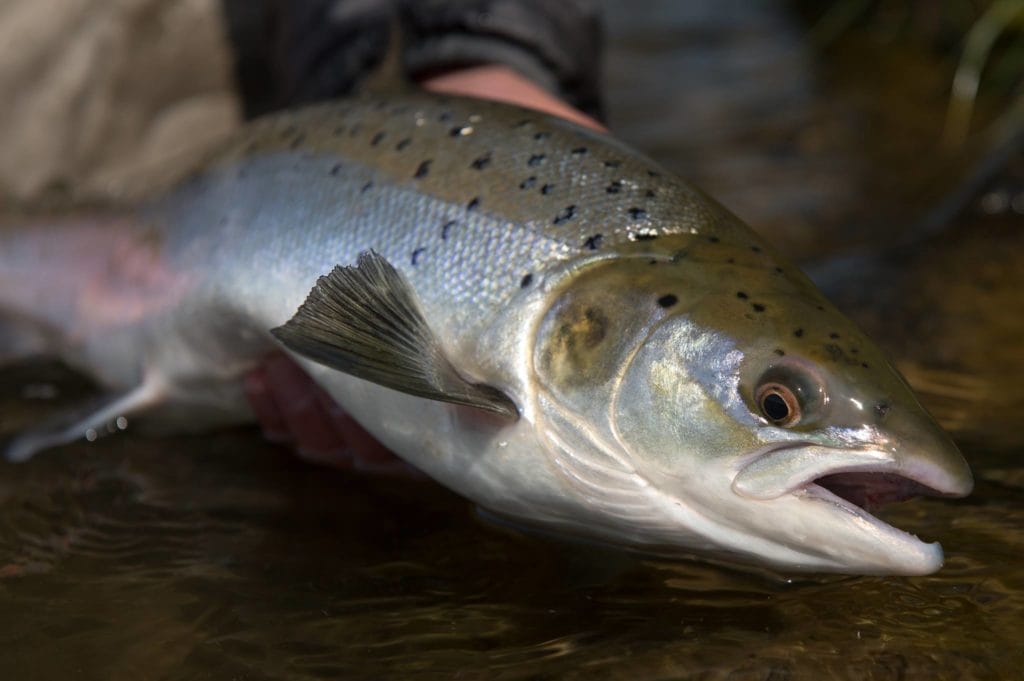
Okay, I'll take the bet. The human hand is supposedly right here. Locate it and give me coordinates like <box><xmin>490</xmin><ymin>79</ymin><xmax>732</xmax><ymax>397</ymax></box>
<box><xmin>245</xmin><ymin>353</ymin><xmax>415</xmax><ymax>475</ymax></box>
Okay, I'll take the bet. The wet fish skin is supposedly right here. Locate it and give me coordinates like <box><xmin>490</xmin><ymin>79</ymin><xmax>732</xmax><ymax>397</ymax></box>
<box><xmin>0</xmin><ymin>93</ymin><xmax>972</xmax><ymax>574</ymax></box>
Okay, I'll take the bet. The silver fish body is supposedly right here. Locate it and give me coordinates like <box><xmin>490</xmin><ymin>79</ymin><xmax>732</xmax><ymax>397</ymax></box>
<box><xmin>0</xmin><ymin>93</ymin><xmax>972</xmax><ymax>574</ymax></box>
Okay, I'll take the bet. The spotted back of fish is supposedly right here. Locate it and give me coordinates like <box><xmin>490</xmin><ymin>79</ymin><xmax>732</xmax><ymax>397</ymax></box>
<box><xmin>152</xmin><ymin>92</ymin><xmax>865</xmax><ymax>373</ymax></box>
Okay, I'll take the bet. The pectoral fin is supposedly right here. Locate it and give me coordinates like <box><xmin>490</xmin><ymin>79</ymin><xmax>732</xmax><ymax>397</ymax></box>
<box><xmin>271</xmin><ymin>251</ymin><xmax>519</xmax><ymax>420</ymax></box>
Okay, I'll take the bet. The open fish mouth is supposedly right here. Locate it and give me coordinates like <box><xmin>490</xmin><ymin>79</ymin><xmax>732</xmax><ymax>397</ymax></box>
<box><xmin>811</xmin><ymin>471</ymin><xmax>940</xmax><ymax>512</ymax></box>
<box><xmin>731</xmin><ymin>440</ymin><xmax>970</xmax><ymax>571</ymax></box>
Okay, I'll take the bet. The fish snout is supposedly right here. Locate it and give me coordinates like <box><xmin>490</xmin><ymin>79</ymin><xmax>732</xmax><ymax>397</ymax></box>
<box><xmin>887</xmin><ymin>407</ymin><xmax>974</xmax><ymax>498</ymax></box>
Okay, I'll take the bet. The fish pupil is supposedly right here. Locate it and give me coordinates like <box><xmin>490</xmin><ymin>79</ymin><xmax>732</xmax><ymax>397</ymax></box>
<box><xmin>762</xmin><ymin>393</ymin><xmax>790</xmax><ymax>422</ymax></box>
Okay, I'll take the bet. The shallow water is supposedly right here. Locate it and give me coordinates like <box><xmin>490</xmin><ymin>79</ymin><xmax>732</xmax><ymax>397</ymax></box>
<box><xmin>2</xmin><ymin>2</ymin><xmax>1023</xmax><ymax>679</ymax></box>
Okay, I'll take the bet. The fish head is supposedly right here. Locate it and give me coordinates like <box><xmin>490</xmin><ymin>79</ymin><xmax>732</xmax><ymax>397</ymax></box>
<box><xmin>532</xmin><ymin>239</ymin><xmax>972</xmax><ymax>574</ymax></box>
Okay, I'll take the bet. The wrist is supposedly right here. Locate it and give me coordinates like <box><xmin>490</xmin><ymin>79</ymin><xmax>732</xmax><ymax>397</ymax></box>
<box><xmin>418</xmin><ymin>65</ymin><xmax>606</xmax><ymax>133</ymax></box>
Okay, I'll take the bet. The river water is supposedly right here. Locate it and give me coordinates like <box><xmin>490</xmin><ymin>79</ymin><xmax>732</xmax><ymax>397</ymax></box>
<box><xmin>1</xmin><ymin>2</ymin><xmax>1021</xmax><ymax>679</ymax></box>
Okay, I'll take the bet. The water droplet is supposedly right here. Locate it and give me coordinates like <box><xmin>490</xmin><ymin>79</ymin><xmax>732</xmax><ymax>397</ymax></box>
<box><xmin>979</xmin><ymin>190</ymin><xmax>1009</xmax><ymax>214</ymax></box>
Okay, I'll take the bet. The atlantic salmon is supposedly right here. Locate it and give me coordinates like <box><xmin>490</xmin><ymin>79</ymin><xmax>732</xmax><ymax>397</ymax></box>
<box><xmin>0</xmin><ymin>93</ymin><xmax>973</xmax><ymax>574</ymax></box>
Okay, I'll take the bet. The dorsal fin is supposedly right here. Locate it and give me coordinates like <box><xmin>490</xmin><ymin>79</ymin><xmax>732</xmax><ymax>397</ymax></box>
<box><xmin>271</xmin><ymin>251</ymin><xmax>519</xmax><ymax>420</ymax></box>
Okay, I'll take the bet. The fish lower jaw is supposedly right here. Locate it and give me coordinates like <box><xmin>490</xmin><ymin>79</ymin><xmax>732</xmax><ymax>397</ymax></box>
<box><xmin>794</xmin><ymin>481</ymin><xmax>944</xmax><ymax>575</ymax></box>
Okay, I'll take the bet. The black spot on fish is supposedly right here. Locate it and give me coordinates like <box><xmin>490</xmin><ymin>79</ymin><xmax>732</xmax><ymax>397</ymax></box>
<box><xmin>647</xmin><ymin>170</ymin><xmax>661</xmax><ymax>177</ymax></box>
<box><xmin>736</xmin><ymin>291</ymin><xmax>748</xmax><ymax>299</ymax></box>
<box><xmin>441</xmin><ymin>220</ymin><xmax>455</xmax><ymax>240</ymax></box>
<box><xmin>829</xmin><ymin>332</ymin><xmax>841</xmax><ymax>339</ymax></box>
<box><xmin>774</xmin><ymin>348</ymin><xmax>786</xmax><ymax>356</ymax></box>
<box><xmin>411</xmin><ymin>247</ymin><xmax>426</xmax><ymax>266</ymax></box>
<box><xmin>467</xmin><ymin>197</ymin><xmax>481</xmax><ymax>211</ymax></box>
<box><xmin>528</xmin><ymin>154</ymin><xmax>546</xmax><ymax>167</ymax></box>
<box><xmin>514</xmin><ymin>119</ymin><xmax>532</xmax><ymax>128</ymax></box>
<box><xmin>349</xmin><ymin>123</ymin><xmax>362</xmax><ymax>137</ymax></box>
<box><xmin>861</xmin><ymin>362</ymin><xmax>871</xmax><ymax>368</ymax></box>
<box><xmin>471</xmin><ymin>154</ymin><xmax>492</xmax><ymax>170</ymax></box>
<box><xmin>281</xmin><ymin>125</ymin><xmax>297</xmax><ymax>139</ymax></box>
<box><xmin>657</xmin><ymin>294</ymin><xmax>678</xmax><ymax>308</ymax></box>
<box><xmin>628</xmin><ymin>207</ymin><xmax>648</xmax><ymax>220</ymax></box>
<box><xmin>450</xmin><ymin>125</ymin><xmax>471</xmax><ymax>136</ymax></box>
<box><xmin>414</xmin><ymin>160</ymin><xmax>432</xmax><ymax>178</ymax></box>
<box><xmin>824</xmin><ymin>343</ymin><xmax>845</xmax><ymax>362</ymax></box>
<box><xmin>521</xmin><ymin>273</ymin><xmax>533</xmax><ymax>288</ymax></box>
<box><xmin>439</xmin><ymin>111</ymin><xmax>453</xmax><ymax>122</ymax></box>
<box><xmin>553</xmin><ymin>205</ymin><xmax>577</xmax><ymax>225</ymax></box>
<box><xmin>775</xmin><ymin>266</ymin><xmax>785</xmax><ymax>274</ymax></box>
<box><xmin>708</xmin><ymin>236</ymin><xmax>720</xmax><ymax>243</ymax></box>
<box><xmin>520</xmin><ymin>176</ymin><xmax>536</xmax><ymax>189</ymax></box>
<box><xmin>816</xmin><ymin>305</ymin><xmax>826</xmax><ymax>311</ymax></box>
<box><xmin>361</xmin><ymin>181</ymin><xmax>373</xmax><ymax>193</ymax></box>
<box><xmin>794</xmin><ymin>328</ymin><xmax>804</xmax><ymax>338</ymax></box>
<box><xmin>824</xmin><ymin>344</ymin><xmax>863</xmax><ymax>367</ymax></box>
<box><xmin>752</xmin><ymin>303</ymin><xmax>766</xmax><ymax>313</ymax></box>
<box><xmin>850</xmin><ymin>347</ymin><xmax>860</xmax><ymax>354</ymax></box>
<box><xmin>584</xmin><ymin>234</ymin><xmax>603</xmax><ymax>250</ymax></box>
<box><xmin>289</xmin><ymin>133</ymin><xmax>305</xmax><ymax>149</ymax></box>
<box><xmin>533</xmin><ymin>131</ymin><xmax>550</xmax><ymax>141</ymax></box>
<box><xmin>371</xmin><ymin>131</ymin><xmax>385</xmax><ymax>146</ymax></box>
<box><xmin>750</xmin><ymin>245</ymin><xmax>762</xmax><ymax>253</ymax></box>
<box><xmin>726</xmin><ymin>257</ymin><xmax>735</xmax><ymax>264</ymax></box>
<box><xmin>333</xmin><ymin>125</ymin><xmax>345</xmax><ymax>137</ymax></box>
<box><xmin>604</xmin><ymin>160</ymin><xmax>622</xmax><ymax>168</ymax></box>
<box><xmin>606</xmin><ymin>181</ymin><xmax>622</xmax><ymax>194</ymax></box>
<box><xmin>329</xmin><ymin>163</ymin><xmax>342</xmax><ymax>176</ymax></box>
<box><xmin>631</xmin><ymin>230</ymin><xmax>658</xmax><ymax>241</ymax></box>
<box><xmin>645</xmin><ymin>189</ymin><xmax>656</xmax><ymax>198</ymax></box>
<box><xmin>396</xmin><ymin>138</ymin><xmax>412</xmax><ymax>151</ymax></box>
<box><xmin>541</xmin><ymin>183</ymin><xmax>555</xmax><ymax>195</ymax></box>
<box><xmin>672</xmin><ymin>250</ymin><xmax>688</xmax><ymax>261</ymax></box>
<box><xmin>572</xmin><ymin>147</ymin><xmax>588</xmax><ymax>155</ymax></box>
<box><xmin>875</xmin><ymin>401</ymin><xmax>891</xmax><ymax>418</ymax></box>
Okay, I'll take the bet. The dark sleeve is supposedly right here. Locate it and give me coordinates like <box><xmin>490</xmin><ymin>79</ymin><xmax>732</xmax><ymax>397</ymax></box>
<box><xmin>221</xmin><ymin>0</ymin><xmax>394</xmax><ymax>117</ymax></box>
<box><xmin>221</xmin><ymin>0</ymin><xmax>604</xmax><ymax>120</ymax></box>
<box><xmin>398</xmin><ymin>0</ymin><xmax>604</xmax><ymax>119</ymax></box>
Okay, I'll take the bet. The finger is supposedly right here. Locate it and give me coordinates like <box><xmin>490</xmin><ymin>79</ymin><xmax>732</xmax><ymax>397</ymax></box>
<box><xmin>243</xmin><ymin>365</ymin><xmax>291</xmax><ymax>442</ymax></box>
<box><xmin>262</xmin><ymin>354</ymin><xmax>353</xmax><ymax>468</ymax></box>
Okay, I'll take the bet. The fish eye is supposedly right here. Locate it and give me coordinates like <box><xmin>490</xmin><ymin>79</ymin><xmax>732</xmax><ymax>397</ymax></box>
<box><xmin>755</xmin><ymin>382</ymin><xmax>801</xmax><ymax>427</ymax></box>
